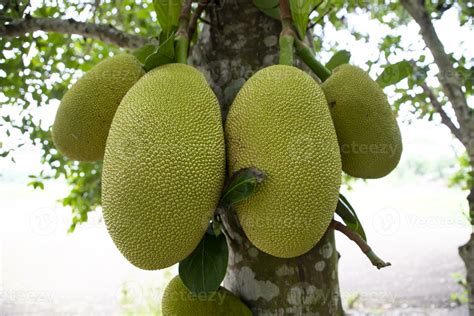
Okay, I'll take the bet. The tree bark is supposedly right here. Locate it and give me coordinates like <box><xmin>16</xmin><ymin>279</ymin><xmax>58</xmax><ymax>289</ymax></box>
<box><xmin>460</xmin><ymin>188</ymin><xmax>474</xmax><ymax>315</ymax></box>
<box><xmin>190</xmin><ymin>1</ymin><xmax>343</xmax><ymax>315</ymax></box>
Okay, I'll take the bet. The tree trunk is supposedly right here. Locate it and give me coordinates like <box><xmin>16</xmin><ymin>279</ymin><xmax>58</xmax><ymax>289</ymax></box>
<box><xmin>459</xmin><ymin>186</ymin><xmax>474</xmax><ymax>316</ymax></box>
<box><xmin>190</xmin><ymin>1</ymin><xmax>343</xmax><ymax>315</ymax></box>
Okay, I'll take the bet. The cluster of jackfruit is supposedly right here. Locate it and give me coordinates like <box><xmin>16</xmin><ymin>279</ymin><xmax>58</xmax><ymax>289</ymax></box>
<box><xmin>52</xmin><ymin>54</ymin><xmax>401</xmax><ymax>314</ymax></box>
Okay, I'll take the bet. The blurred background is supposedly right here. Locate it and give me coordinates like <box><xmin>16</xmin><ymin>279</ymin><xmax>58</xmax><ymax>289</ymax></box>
<box><xmin>1</xmin><ymin>0</ymin><xmax>473</xmax><ymax>315</ymax></box>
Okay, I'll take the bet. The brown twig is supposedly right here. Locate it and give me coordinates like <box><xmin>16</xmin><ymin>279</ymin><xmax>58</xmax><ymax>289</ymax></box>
<box><xmin>188</xmin><ymin>0</ymin><xmax>210</xmax><ymax>41</ymax></box>
<box><xmin>330</xmin><ymin>220</ymin><xmax>391</xmax><ymax>269</ymax></box>
<box><xmin>419</xmin><ymin>81</ymin><xmax>462</xmax><ymax>142</ymax></box>
<box><xmin>307</xmin><ymin>6</ymin><xmax>332</xmax><ymax>30</ymax></box>
<box><xmin>279</xmin><ymin>0</ymin><xmax>292</xmax><ymax>22</ymax></box>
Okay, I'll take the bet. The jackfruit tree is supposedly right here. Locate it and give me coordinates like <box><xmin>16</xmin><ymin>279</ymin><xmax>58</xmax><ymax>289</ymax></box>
<box><xmin>1</xmin><ymin>0</ymin><xmax>472</xmax><ymax>315</ymax></box>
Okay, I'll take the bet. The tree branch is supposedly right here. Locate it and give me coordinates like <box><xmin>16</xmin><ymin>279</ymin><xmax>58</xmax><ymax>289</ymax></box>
<box><xmin>400</xmin><ymin>0</ymin><xmax>472</xmax><ymax>142</ymax></box>
<box><xmin>188</xmin><ymin>0</ymin><xmax>210</xmax><ymax>41</ymax></box>
<box><xmin>0</xmin><ymin>16</ymin><xmax>153</xmax><ymax>49</ymax></box>
<box><xmin>419</xmin><ymin>81</ymin><xmax>463</xmax><ymax>141</ymax></box>
<box><xmin>330</xmin><ymin>220</ymin><xmax>391</xmax><ymax>270</ymax></box>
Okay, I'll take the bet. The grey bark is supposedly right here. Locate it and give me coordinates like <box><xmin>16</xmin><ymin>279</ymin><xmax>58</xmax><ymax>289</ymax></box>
<box><xmin>190</xmin><ymin>1</ymin><xmax>343</xmax><ymax>315</ymax></box>
<box><xmin>0</xmin><ymin>17</ymin><xmax>152</xmax><ymax>49</ymax></box>
<box><xmin>460</xmin><ymin>188</ymin><xmax>474</xmax><ymax>315</ymax></box>
<box><xmin>401</xmin><ymin>1</ymin><xmax>474</xmax><ymax>314</ymax></box>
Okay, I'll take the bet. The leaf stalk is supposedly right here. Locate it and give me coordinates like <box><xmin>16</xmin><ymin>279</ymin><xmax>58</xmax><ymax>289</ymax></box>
<box><xmin>175</xmin><ymin>0</ymin><xmax>192</xmax><ymax>64</ymax></box>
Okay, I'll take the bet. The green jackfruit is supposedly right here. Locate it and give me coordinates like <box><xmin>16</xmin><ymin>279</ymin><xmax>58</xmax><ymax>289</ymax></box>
<box><xmin>102</xmin><ymin>64</ymin><xmax>225</xmax><ymax>270</ymax></box>
<box><xmin>321</xmin><ymin>64</ymin><xmax>402</xmax><ymax>179</ymax></box>
<box><xmin>52</xmin><ymin>54</ymin><xmax>145</xmax><ymax>161</ymax></box>
<box><xmin>162</xmin><ymin>276</ymin><xmax>252</xmax><ymax>316</ymax></box>
<box><xmin>225</xmin><ymin>65</ymin><xmax>341</xmax><ymax>258</ymax></box>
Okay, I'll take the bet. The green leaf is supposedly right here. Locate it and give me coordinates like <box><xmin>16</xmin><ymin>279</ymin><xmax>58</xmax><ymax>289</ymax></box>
<box><xmin>27</xmin><ymin>181</ymin><xmax>45</xmax><ymax>190</ymax></box>
<box><xmin>259</xmin><ymin>5</ymin><xmax>281</xmax><ymax>19</ymax></box>
<box><xmin>326</xmin><ymin>50</ymin><xmax>351</xmax><ymax>71</ymax></box>
<box><xmin>133</xmin><ymin>44</ymin><xmax>158</xmax><ymax>64</ymax></box>
<box><xmin>143</xmin><ymin>33</ymin><xmax>175</xmax><ymax>71</ymax></box>
<box><xmin>335</xmin><ymin>194</ymin><xmax>367</xmax><ymax>241</ymax></box>
<box><xmin>289</xmin><ymin>0</ymin><xmax>316</xmax><ymax>38</ymax></box>
<box><xmin>253</xmin><ymin>0</ymin><xmax>279</xmax><ymax>9</ymax></box>
<box><xmin>220</xmin><ymin>167</ymin><xmax>266</xmax><ymax>207</ymax></box>
<box><xmin>376</xmin><ymin>60</ymin><xmax>413</xmax><ymax>88</ymax></box>
<box><xmin>0</xmin><ymin>150</ymin><xmax>11</xmax><ymax>158</ymax></box>
<box><xmin>179</xmin><ymin>233</ymin><xmax>229</xmax><ymax>295</ymax></box>
<box><xmin>153</xmin><ymin>0</ymin><xmax>182</xmax><ymax>36</ymax></box>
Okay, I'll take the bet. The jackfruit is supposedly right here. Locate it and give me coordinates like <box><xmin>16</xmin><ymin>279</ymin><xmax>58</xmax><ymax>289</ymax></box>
<box><xmin>321</xmin><ymin>64</ymin><xmax>402</xmax><ymax>179</ymax></box>
<box><xmin>52</xmin><ymin>54</ymin><xmax>145</xmax><ymax>161</ymax></box>
<box><xmin>162</xmin><ymin>276</ymin><xmax>252</xmax><ymax>316</ymax></box>
<box><xmin>102</xmin><ymin>63</ymin><xmax>225</xmax><ymax>270</ymax></box>
<box><xmin>225</xmin><ymin>65</ymin><xmax>341</xmax><ymax>258</ymax></box>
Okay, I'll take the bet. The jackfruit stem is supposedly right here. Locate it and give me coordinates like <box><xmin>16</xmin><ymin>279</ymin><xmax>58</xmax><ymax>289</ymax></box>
<box><xmin>279</xmin><ymin>35</ymin><xmax>294</xmax><ymax>66</ymax></box>
<box><xmin>175</xmin><ymin>0</ymin><xmax>192</xmax><ymax>64</ymax></box>
<box><xmin>294</xmin><ymin>38</ymin><xmax>332</xmax><ymax>82</ymax></box>
<box><xmin>330</xmin><ymin>220</ymin><xmax>391</xmax><ymax>270</ymax></box>
<box><xmin>278</xmin><ymin>0</ymin><xmax>295</xmax><ymax>66</ymax></box>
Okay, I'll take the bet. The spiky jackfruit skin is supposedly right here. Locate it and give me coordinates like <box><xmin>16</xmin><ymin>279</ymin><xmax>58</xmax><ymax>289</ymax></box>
<box><xmin>322</xmin><ymin>64</ymin><xmax>402</xmax><ymax>179</ymax></box>
<box><xmin>52</xmin><ymin>54</ymin><xmax>145</xmax><ymax>161</ymax></box>
<box><xmin>162</xmin><ymin>276</ymin><xmax>252</xmax><ymax>316</ymax></box>
<box><xmin>102</xmin><ymin>64</ymin><xmax>225</xmax><ymax>270</ymax></box>
<box><xmin>225</xmin><ymin>65</ymin><xmax>341</xmax><ymax>258</ymax></box>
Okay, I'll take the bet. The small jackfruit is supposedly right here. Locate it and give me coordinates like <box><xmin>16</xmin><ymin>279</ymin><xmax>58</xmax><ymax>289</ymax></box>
<box><xmin>162</xmin><ymin>276</ymin><xmax>252</xmax><ymax>316</ymax></box>
<box><xmin>102</xmin><ymin>64</ymin><xmax>225</xmax><ymax>270</ymax></box>
<box><xmin>52</xmin><ymin>54</ymin><xmax>145</xmax><ymax>161</ymax></box>
<box><xmin>321</xmin><ymin>64</ymin><xmax>402</xmax><ymax>179</ymax></box>
<box><xmin>225</xmin><ymin>65</ymin><xmax>341</xmax><ymax>258</ymax></box>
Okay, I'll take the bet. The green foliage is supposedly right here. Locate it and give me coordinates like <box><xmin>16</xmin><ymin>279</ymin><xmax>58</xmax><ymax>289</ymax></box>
<box><xmin>1</xmin><ymin>0</ymin><xmax>156</xmax><ymax>232</ymax></box>
<box><xmin>220</xmin><ymin>168</ymin><xmax>266</xmax><ymax>208</ymax></box>
<box><xmin>289</xmin><ymin>0</ymin><xmax>318</xmax><ymax>38</ymax></box>
<box><xmin>133</xmin><ymin>44</ymin><xmax>158</xmax><ymax>64</ymax></box>
<box><xmin>178</xmin><ymin>232</ymin><xmax>229</xmax><ymax>295</ymax></box>
<box><xmin>336</xmin><ymin>194</ymin><xmax>367</xmax><ymax>241</ymax></box>
<box><xmin>153</xmin><ymin>0</ymin><xmax>182</xmax><ymax>36</ymax></box>
<box><xmin>325</xmin><ymin>50</ymin><xmax>351</xmax><ymax>71</ymax></box>
<box><xmin>252</xmin><ymin>0</ymin><xmax>280</xmax><ymax>19</ymax></box>
<box><xmin>376</xmin><ymin>60</ymin><xmax>413</xmax><ymax>88</ymax></box>
<box><xmin>1</xmin><ymin>0</ymin><xmax>472</xmax><ymax>234</ymax></box>
<box><xmin>449</xmin><ymin>151</ymin><xmax>473</xmax><ymax>190</ymax></box>
<box><xmin>450</xmin><ymin>272</ymin><xmax>469</xmax><ymax>305</ymax></box>
<box><xmin>143</xmin><ymin>32</ymin><xmax>175</xmax><ymax>71</ymax></box>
